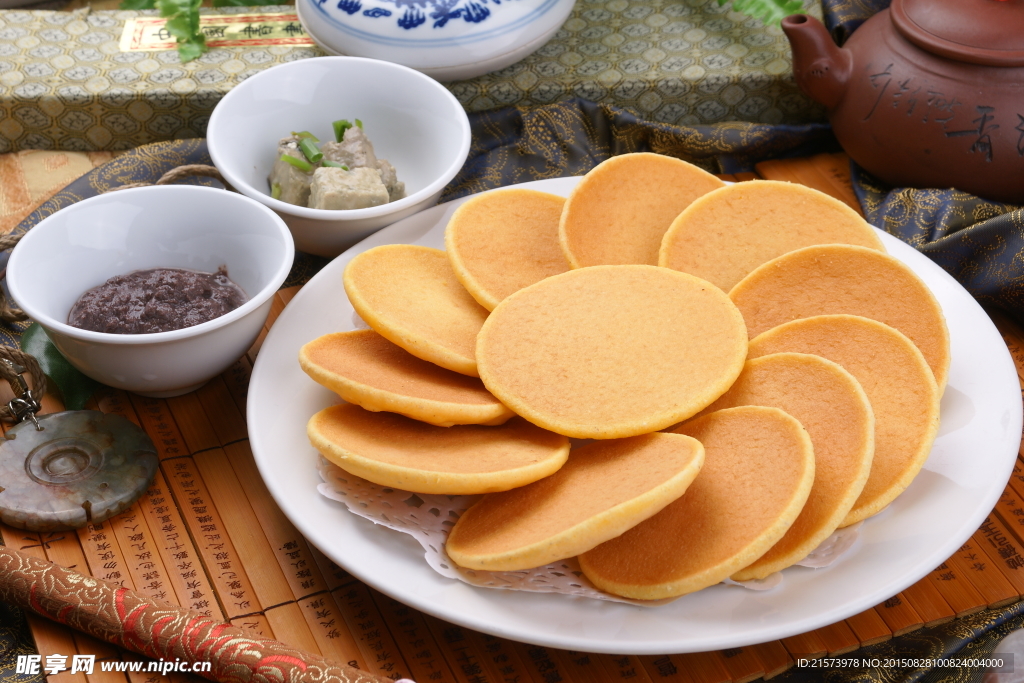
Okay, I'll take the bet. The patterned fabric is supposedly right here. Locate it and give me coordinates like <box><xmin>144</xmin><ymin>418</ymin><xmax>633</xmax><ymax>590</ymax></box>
<box><xmin>819</xmin><ymin>0</ymin><xmax>890</xmax><ymax>44</ymax></box>
<box><xmin>445</xmin><ymin>98</ymin><xmax>835</xmax><ymax>199</ymax></box>
<box><xmin>0</xmin><ymin>546</ymin><xmax>388</xmax><ymax>683</ymax></box>
<box><xmin>0</xmin><ymin>0</ymin><xmax>827</xmax><ymax>152</ymax></box>
<box><xmin>0</xmin><ymin>6</ymin><xmax>324</xmax><ymax>154</ymax></box>
<box><xmin>0</xmin><ymin>149</ymin><xmax>114</xmax><ymax>232</ymax></box>
<box><xmin>0</xmin><ymin>604</ymin><xmax>42</xmax><ymax>683</ymax></box>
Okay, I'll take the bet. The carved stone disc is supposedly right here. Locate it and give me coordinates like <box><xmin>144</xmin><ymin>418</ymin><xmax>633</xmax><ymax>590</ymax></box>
<box><xmin>0</xmin><ymin>410</ymin><xmax>158</xmax><ymax>532</ymax></box>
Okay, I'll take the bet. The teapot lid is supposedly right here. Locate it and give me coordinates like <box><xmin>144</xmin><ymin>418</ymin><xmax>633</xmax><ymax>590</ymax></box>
<box><xmin>892</xmin><ymin>0</ymin><xmax>1024</xmax><ymax>66</ymax></box>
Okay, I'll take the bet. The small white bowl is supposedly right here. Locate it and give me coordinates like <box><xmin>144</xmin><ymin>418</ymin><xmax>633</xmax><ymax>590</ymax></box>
<box><xmin>296</xmin><ymin>0</ymin><xmax>577</xmax><ymax>82</ymax></box>
<box><xmin>7</xmin><ymin>186</ymin><xmax>294</xmax><ymax>398</ymax></box>
<box><xmin>207</xmin><ymin>57</ymin><xmax>471</xmax><ymax>258</ymax></box>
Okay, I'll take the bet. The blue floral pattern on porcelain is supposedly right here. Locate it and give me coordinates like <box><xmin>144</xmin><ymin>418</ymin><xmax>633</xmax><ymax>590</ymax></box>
<box><xmin>324</xmin><ymin>0</ymin><xmax>511</xmax><ymax>31</ymax></box>
<box><xmin>307</xmin><ymin>0</ymin><xmax>564</xmax><ymax>47</ymax></box>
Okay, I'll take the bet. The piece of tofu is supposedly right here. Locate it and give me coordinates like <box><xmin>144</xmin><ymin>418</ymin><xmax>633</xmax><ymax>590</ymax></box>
<box><xmin>269</xmin><ymin>136</ymin><xmax>312</xmax><ymax>206</ymax></box>
<box><xmin>376</xmin><ymin>158</ymin><xmax>406</xmax><ymax>202</ymax></box>
<box><xmin>321</xmin><ymin>126</ymin><xmax>378</xmax><ymax>170</ymax></box>
<box><xmin>308</xmin><ymin>166</ymin><xmax>390</xmax><ymax>210</ymax></box>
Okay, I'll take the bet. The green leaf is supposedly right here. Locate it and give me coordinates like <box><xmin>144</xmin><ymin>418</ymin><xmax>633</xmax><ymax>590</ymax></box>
<box><xmin>716</xmin><ymin>0</ymin><xmax>804</xmax><ymax>26</ymax></box>
<box><xmin>177</xmin><ymin>36</ymin><xmax>207</xmax><ymax>62</ymax></box>
<box><xmin>164</xmin><ymin>14</ymin><xmax>195</xmax><ymax>40</ymax></box>
<box><xmin>157</xmin><ymin>0</ymin><xmax>191</xmax><ymax>17</ymax></box>
<box><xmin>155</xmin><ymin>0</ymin><xmax>208</xmax><ymax>64</ymax></box>
<box><xmin>119</xmin><ymin>0</ymin><xmax>157</xmax><ymax>9</ymax></box>
<box><xmin>20</xmin><ymin>323</ymin><xmax>100</xmax><ymax>412</ymax></box>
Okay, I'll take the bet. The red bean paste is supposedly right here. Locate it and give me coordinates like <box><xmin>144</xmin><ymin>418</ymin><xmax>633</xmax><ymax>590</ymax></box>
<box><xmin>68</xmin><ymin>267</ymin><xmax>248</xmax><ymax>334</ymax></box>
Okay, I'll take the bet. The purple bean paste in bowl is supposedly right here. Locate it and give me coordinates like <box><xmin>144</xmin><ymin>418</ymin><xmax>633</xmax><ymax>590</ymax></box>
<box><xmin>68</xmin><ymin>267</ymin><xmax>248</xmax><ymax>335</ymax></box>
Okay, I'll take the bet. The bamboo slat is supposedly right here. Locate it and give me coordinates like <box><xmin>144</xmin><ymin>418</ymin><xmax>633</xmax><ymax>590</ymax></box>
<box><xmin>901</xmin><ymin>580</ymin><xmax>956</xmax><ymax>628</ymax></box>
<box><xmin>76</xmin><ymin>522</ymin><xmax>136</xmax><ymax>590</ymax></box>
<box><xmin>780</xmin><ymin>631</ymin><xmax>826</xmax><ymax>660</ymax></box>
<box><xmin>809</xmin><ymin>622</ymin><xmax>859</xmax><ymax>656</ymax></box>
<box><xmin>135</xmin><ymin>471</ymin><xmax>224</xmax><ymax>620</ymax></box>
<box><xmin>369</xmin><ymin>590</ymin><xmax>456</xmax><ymax>683</ymax></box>
<box><xmin>71</xmin><ymin>632</ymin><xmax>120</xmax><ymax>666</ymax></box>
<box><xmin>104</xmin><ymin>505</ymin><xmax>177</xmax><ymax>602</ymax></box>
<box><xmin>671</xmin><ymin>652</ymin><xmax>731</xmax><ymax>683</ymax></box>
<box><xmin>715</xmin><ymin>647</ymin><xmax>765</xmax><ymax>683</ymax></box>
<box><xmin>470</xmin><ymin>631</ymin><xmax>537</xmax><ymax>683</ymax></box>
<box><xmin>263</xmin><ymin>601</ymin><xmax>323</xmax><ymax>655</ymax></box>
<box><xmin>85</xmin><ymin>665</ymin><xmax>129</xmax><ymax>683</ymax></box>
<box><xmin>195</xmin><ymin>379</ymin><xmax>248</xmax><ymax>445</ymax></box>
<box><xmin>551</xmin><ymin>650</ymin><xmax>607</xmax><ymax>683</ymax></box>
<box><xmin>191</xmin><ymin>447</ymin><xmax>295</xmax><ymax>609</ymax></box>
<box><xmin>925</xmin><ymin>562</ymin><xmax>987</xmax><ymax>617</ymax></box>
<box><xmin>871</xmin><ymin>593</ymin><xmax>924</xmax><ymax>637</ymax></box>
<box><xmin>947</xmin><ymin>539</ymin><xmax>1019</xmax><ymax>609</ymax></box>
<box><xmin>427</xmin><ymin>615</ymin><xmax>512</xmax><ymax>683</ymax></box>
<box><xmin>222</xmin><ymin>441</ymin><xmax>331</xmax><ymax>599</ymax></box>
<box><xmin>510</xmin><ymin>642</ymin><xmax>575</xmax><ymax>683</ymax></box>
<box><xmin>165</xmin><ymin>393</ymin><xmax>222</xmax><ymax>453</ymax></box>
<box><xmin>230</xmin><ymin>614</ymin><xmax>275</xmax><ymax>639</ymax></box>
<box><xmin>639</xmin><ymin>655</ymin><xmax>691</xmax><ymax>683</ymax></box>
<box><xmin>334</xmin><ymin>582</ymin><xmax>413</xmax><ymax>680</ymax></box>
<box><xmin>974</xmin><ymin>516</ymin><xmax>1024</xmax><ymax>597</ymax></box>
<box><xmin>596</xmin><ymin>654</ymin><xmax>656</xmax><ymax>683</ymax></box>
<box><xmin>296</xmin><ymin>591</ymin><xmax>366</xmax><ymax>669</ymax></box>
<box><xmin>745</xmin><ymin>643</ymin><xmax>791</xmax><ymax>680</ymax></box>
<box><xmin>843</xmin><ymin>609</ymin><xmax>891</xmax><ymax>647</ymax></box>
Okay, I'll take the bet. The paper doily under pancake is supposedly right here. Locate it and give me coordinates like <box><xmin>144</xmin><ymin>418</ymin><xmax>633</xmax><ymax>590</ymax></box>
<box><xmin>316</xmin><ymin>457</ymin><xmax>861</xmax><ymax>604</ymax></box>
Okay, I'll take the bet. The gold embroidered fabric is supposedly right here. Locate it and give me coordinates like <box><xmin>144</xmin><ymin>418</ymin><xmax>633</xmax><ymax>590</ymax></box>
<box><xmin>0</xmin><ymin>148</ymin><xmax>113</xmax><ymax>233</ymax></box>
<box><xmin>0</xmin><ymin>0</ymin><xmax>825</xmax><ymax>152</ymax></box>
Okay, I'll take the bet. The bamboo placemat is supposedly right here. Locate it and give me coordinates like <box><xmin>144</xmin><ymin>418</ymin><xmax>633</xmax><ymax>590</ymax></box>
<box><xmin>3</xmin><ymin>154</ymin><xmax>1024</xmax><ymax>683</ymax></box>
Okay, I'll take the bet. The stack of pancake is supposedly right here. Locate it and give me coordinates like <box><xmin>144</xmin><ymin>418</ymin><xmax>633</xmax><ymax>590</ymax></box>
<box><xmin>300</xmin><ymin>153</ymin><xmax>947</xmax><ymax>601</ymax></box>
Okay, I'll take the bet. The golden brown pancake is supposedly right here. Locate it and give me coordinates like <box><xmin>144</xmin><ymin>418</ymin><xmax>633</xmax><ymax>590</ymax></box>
<box><xmin>445</xmin><ymin>188</ymin><xmax>569</xmax><ymax>311</ymax></box>
<box><xmin>729</xmin><ymin>244</ymin><xmax>950</xmax><ymax>391</ymax></box>
<box><xmin>748</xmin><ymin>315</ymin><xmax>940</xmax><ymax>525</ymax></box>
<box><xmin>558</xmin><ymin>153</ymin><xmax>725</xmax><ymax>268</ymax></box>
<box><xmin>446</xmin><ymin>433</ymin><xmax>705</xmax><ymax>571</ymax></box>
<box><xmin>343</xmin><ymin>245</ymin><xmax>490</xmax><ymax>377</ymax></box>
<box><xmin>476</xmin><ymin>265</ymin><xmax>748</xmax><ymax>439</ymax></box>
<box><xmin>308</xmin><ymin>405</ymin><xmax>569</xmax><ymax>494</ymax></box>
<box><xmin>299</xmin><ymin>330</ymin><xmax>514</xmax><ymax>427</ymax></box>
<box><xmin>578</xmin><ymin>406</ymin><xmax>814</xmax><ymax>600</ymax></box>
<box><xmin>659</xmin><ymin>180</ymin><xmax>886</xmax><ymax>291</ymax></box>
<box><xmin>696</xmin><ymin>353</ymin><xmax>874</xmax><ymax>580</ymax></box>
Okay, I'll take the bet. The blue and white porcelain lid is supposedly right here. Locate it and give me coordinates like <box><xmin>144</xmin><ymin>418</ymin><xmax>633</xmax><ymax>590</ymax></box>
<box><xmin>298</xmin><ymin>0</ymin><xmax>577</xmax><ymax>80</ymax></box>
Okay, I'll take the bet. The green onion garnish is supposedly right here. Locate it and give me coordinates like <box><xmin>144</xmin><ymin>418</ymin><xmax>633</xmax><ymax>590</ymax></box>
<box><xmin>271</xmin><ymin>183</ymin><xmax>281</xmax><ymax>199</ymax></box>
<box><xmin>333</xmin><ymin>118</ymin><xmax>352</xmax><ymax>142</ymax></box>
<box><xmin>299</xmin><ymin>138</ymin><xmax>323</xmax><ymax>164</ymax></box>
<box><xmin>355</xmin><ymin>118</ymin><xmax>363</xmax><ymax>129</ymax></box>
<box><xmin>280</xmin><ymin>153</ymin><xmax>313</xmax><ymax>173</ymax></box>
<box><xmin>291</xmin><ymin>131</ymin><xmax>319</xmax><ymax>142</ymax></box>
<box><xmin>322</xmin><ymin>160</ymin><xmax>349</xmax><ymax>170</ymax></box>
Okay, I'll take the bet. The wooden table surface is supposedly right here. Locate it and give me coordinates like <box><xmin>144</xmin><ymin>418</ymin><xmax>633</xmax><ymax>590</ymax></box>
<box><xmin>2</xmin><ymin>152</ymin><xmax>1023</xmax><ymax>683</ymax></box>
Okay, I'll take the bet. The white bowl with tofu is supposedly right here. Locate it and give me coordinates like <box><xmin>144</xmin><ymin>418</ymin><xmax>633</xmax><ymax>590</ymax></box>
<box><xmin>207</xmin><ymin>56</ymin><xmax>472</xmax><ymax>257</ymax></box>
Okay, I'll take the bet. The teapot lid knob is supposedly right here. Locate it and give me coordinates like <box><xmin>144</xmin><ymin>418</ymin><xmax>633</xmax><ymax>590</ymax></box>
<box><xmin>892</xmin><ymin>0</ymin><xmax>1024</xmax><ymax>66</ymax></box>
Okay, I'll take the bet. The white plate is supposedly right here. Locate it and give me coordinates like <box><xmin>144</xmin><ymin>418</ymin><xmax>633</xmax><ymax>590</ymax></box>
<box><xmin>248</xmin><ymin>176</ymin><xmax>1022</xmax><ymax>654</ymax></box>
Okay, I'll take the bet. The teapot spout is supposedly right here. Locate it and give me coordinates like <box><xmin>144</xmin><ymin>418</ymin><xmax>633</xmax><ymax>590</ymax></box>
<box><xmin>782</xmin><ymin>14</ymin><xmax>851</xmax><ymax>110</ymax></box>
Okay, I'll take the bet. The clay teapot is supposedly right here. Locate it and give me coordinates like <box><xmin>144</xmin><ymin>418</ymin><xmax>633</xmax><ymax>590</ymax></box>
<box><xmin>782</xmin><ymin>0</ymin><xmax>1024</xmax><ymax>204</ymax></box>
